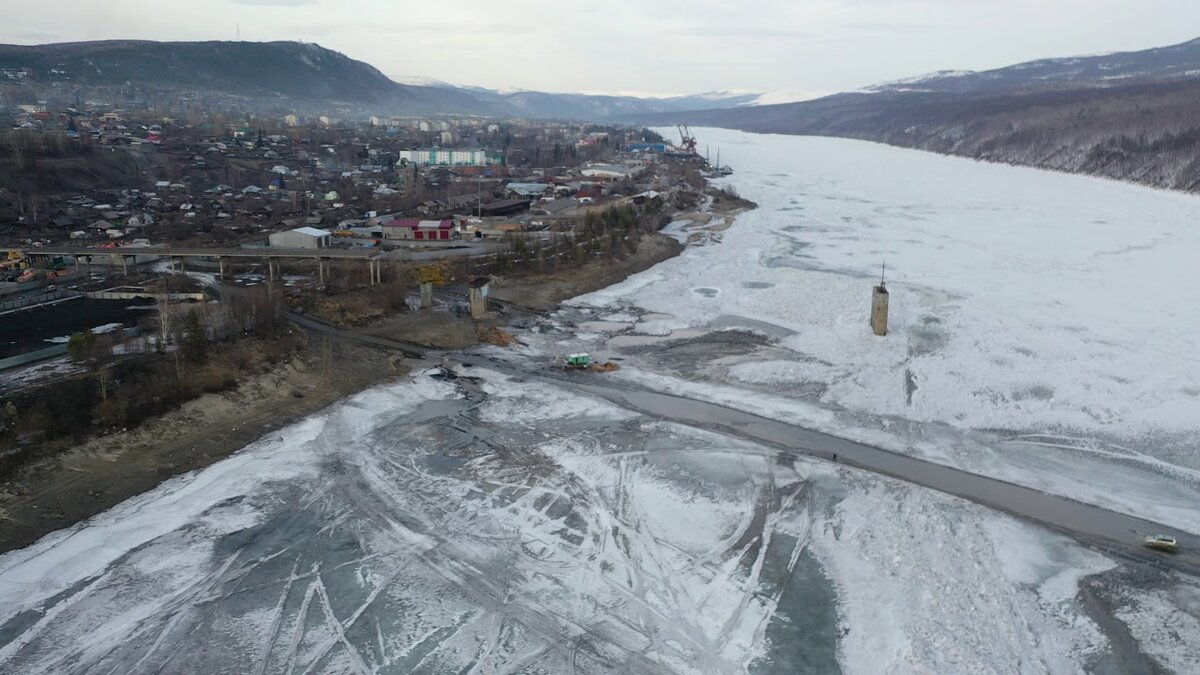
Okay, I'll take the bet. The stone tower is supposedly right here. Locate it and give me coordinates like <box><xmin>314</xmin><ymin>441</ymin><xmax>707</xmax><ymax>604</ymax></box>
<box><xmin>871</xmin><ymin>283</ymin><xmax>889</xmax><ymax>336</ymax></box>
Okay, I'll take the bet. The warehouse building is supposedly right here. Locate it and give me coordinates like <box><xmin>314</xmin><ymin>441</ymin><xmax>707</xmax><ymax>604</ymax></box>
<box><xmin>269</xmin><ymin>227</ymin><xmax>332</xmax><ymax>249</ymax></box>
<box><xmin>580</xmin><ymin>163</ymin><xmax>647</xmax><ymax>180</ymax></box>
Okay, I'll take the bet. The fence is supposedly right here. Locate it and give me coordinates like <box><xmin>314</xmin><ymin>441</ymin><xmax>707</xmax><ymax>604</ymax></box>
<box><xmin>0</xmin><ymin>280</ymin><xmax>44</xmax><ymax>297</ymax></box>
<box><xmin>83</xmin><ymin>290</ymin><xmax>207</xmax><ymax>301</ymax></box>
<box><xmin>0</xmin><ymin>290</ymin><xmax>81</xmax><ymax>314</ymax></box>
<box><xmin>0</xmin><ymin>344</ymin><xmax>69</xmax><ymax>370</ymax></box>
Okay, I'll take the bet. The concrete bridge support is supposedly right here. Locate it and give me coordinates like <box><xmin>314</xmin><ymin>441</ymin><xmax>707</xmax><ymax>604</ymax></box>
<box><xmin>316</xmin><ymin>257</ymin><xmax>330</xmax><ymax>285</ymax></box>
<box><xmin>420</xmin><ymin>282</ymin><xmax>433</xmax><ymax>309</ymax></box>
<box><xmin>110</xmin><ymin>253</ymin><xmax>129</xmax><ymax>277</ymax></box>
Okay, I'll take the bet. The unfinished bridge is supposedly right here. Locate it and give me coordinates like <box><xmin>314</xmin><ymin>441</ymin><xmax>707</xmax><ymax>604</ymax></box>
<box><xmin>18</xmin><ymin>246</ymin><xmax>385</xmax><ymax>285</ymax></box>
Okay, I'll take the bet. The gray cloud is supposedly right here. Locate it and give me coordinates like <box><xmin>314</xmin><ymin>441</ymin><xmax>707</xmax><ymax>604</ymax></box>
<box><xmin>230</xmin><ymin>0</ymin><xmax>318</xmax><ymax>6</ymax></box>
<box><xmin>2</xmin><ymin>1</ymin><xmax>1199</xmax><ymax>96</ymax></box>
<box><xmin>16</xmin><ymin>31</ymin><xmax>64</xmax><ymax>42</ymax></box>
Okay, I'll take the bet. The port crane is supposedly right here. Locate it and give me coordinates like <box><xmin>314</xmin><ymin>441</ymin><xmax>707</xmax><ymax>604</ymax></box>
<box><xmin>676</xmin><ymin>124</ymin><xmax>698</xmax><ymax>155</ymax></box>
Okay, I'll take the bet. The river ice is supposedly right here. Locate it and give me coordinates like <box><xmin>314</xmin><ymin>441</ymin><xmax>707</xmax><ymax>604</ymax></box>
<box><xmin>573</xmin><ymin>129</ymin><xmax>1200</xmax><ymax>534</ymax></box>
<box><xmin>2</xmin><ymin>131</ymin><xmax>1198</xmax><ymax>673</ymax></box>
<box><xmin>0</xmin><ymin>369</ymin><xmax>1120</xmax><ymax>674</ymax></box>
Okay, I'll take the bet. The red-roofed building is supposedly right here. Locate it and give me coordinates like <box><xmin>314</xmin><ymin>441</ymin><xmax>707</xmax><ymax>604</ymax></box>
<box><xmin>382</xmin><ymin>219</ymin><xmax>455</xmax><ymax>241</ymax></box>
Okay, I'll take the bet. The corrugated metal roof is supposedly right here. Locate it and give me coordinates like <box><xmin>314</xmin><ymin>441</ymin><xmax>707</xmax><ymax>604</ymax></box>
<box><xmin>292</xmin><ymin>227</ymin><xmax>331</xmax><ymax>237</ymax></box>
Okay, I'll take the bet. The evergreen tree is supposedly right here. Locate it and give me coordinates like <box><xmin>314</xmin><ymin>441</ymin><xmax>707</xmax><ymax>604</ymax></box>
<box><xmin>183</xmin><ymin>309</ymin><xmax>206</xmax><ymax>362</ymax></box>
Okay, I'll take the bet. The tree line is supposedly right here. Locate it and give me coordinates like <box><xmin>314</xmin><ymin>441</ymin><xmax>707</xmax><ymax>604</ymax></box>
<box><xmin>0</xmin><ymin>286</ymin><xmax>291</xmax><ymax>476</ymax></box>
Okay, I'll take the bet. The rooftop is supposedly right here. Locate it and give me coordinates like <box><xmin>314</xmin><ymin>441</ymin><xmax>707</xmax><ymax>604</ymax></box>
<box><xmin>291</xmin><ymin>227</ymin><xmax>331</xmax><ymax>237</ymax></box>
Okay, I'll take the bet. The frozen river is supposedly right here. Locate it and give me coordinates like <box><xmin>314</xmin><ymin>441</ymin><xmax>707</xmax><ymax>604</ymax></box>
<box><xmin>2</xmin><ymin>131</ymin><xmax>1200</xmax><ymax>674</ymax></box>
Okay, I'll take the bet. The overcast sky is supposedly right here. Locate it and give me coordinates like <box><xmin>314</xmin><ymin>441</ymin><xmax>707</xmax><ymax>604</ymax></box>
<box><xmin>2</xmin><ymin>0</ymin><xmax>1199</xmax><ymax>97</ymax></box>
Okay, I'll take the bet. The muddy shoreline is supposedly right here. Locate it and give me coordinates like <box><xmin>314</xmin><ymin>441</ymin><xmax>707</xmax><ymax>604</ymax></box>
<box><xmin>0</xmin><ymin>338</ymin><xmax>402</xmax><ymax>553</ymax></box>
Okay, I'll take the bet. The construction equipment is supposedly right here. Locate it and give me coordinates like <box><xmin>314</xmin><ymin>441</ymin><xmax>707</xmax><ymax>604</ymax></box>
<box><xmin>676</xmin><ymin>125</ymin><xmax>698</xmax><ymax>155</ymax></box>
<box><xmin>560</xmin><ymin>353</ymin><xmax>621</xmax><ymax>373</ymax></box>
<box><xmin>1</xmin><ymin>251</ymin><xmax>27</xmax><ymax>271</ymax></box>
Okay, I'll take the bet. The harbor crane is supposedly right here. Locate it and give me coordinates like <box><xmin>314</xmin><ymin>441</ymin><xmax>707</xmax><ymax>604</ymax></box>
<box><xmin>677</xmin><ymin>124</ymin><xmax>698</xmax><ymax>155</ymax></box>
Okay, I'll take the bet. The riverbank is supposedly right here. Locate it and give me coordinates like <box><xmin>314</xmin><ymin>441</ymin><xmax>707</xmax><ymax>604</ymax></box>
<box><xmin>0</xmin><ymin>187</ymin><xmax>751</xmax><ymax>554</ymax></box>
<box><xmin>489</xmin><ymin>232</ymin><xmax>684</xmax><ymax>310</ymax></box>
<box><xmin>0</xmin><ymin>336</ymin><xmax>402</xmax><ymax>552</ymax></box>
<box><xmin>490</xmin><ymin>192</ymin><xmax>753</xmax><ymax>310</ymax></box>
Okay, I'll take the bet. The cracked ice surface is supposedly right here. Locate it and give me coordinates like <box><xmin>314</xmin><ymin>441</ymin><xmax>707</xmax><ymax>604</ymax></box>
<box><xmin>4</xmin><ymin>131</ymin><xmax>1200</xmax><ymax>673</ymax></box>
<box><xmin>568</xmin><ymin>128</ymin><xmax>1200</xmax><ymax>533</ymax></box>
<box><xmin>0</xmin><ymin>368</ymin><xmax>1118</xmax><ymax>674</ymax></box>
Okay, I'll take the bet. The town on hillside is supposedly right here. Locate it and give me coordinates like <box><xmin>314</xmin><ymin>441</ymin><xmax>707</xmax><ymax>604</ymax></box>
<box><xmin>0</xmin><ymin>96</ymin><xmax>748</xmax><ymax>471</ymax></box>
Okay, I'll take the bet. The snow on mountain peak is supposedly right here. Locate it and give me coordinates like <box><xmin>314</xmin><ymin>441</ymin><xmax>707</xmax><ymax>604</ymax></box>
<box><xmin>391</xmin><ymin>74</ymin><xmax>455</xmax><ymax>88</ymax></box>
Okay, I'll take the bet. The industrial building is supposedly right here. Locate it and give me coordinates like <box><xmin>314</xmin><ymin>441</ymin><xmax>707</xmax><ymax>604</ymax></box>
<box><xmin>269</xmin><ymin>227</ymin><xmax>332</xmax><ymax>249</ymax></box>
<box><xmin>624</xmin><ymin>142</ymin><xmax>667</xmax><ymax>153</ymax></box>
<box><xmin>398</xmin><ymin>149</ymin><xmax>501</xmax><ymax>166</ymax></box>
<box><xmin>476</xmin><ymin>199</ymin><xmax>531</xmax><ymax>217</ymax></box>
<box><xmin>382</xmin><ymin>219</ymin><xmax>456</xmax><ymax>241</ymax></box>
<box><xmin>505</xmin><ymin>183</ymin><xmax>552</xmax><ymax>199</ymax></box>
<box><xmin>580</xmin><ymin>163</ymin><xmax>647</xmax><ymax>180</ymax></box>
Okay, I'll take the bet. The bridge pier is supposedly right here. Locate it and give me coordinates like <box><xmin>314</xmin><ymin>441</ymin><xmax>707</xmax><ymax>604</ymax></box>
<box><xmin>317</xmin><ymin>257</ymin><xmax>328</xmax><ymax>284</ymax></box>
<box><xmin>218</xmin><ymin>256</ymin><xmax>229</xmax><ymax>280</ymax></box>
<box><xmin>368</xmin><ymin>258</ymin><xmax>382</xmax><ymax>286</ymax></box>
<box><xmin>267</xmin><ymin>258</ymin><xmax>279</xmax><ymax>282</ymax></box>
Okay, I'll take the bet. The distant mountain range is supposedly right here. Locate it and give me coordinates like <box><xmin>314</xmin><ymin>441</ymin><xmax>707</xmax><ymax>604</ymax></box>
<box><xmin>0</xmin><ymin>40</ymin><xmax>782</xmax><ymax>119</ymax></box>
<box><xmin>7</xmin><ymin>37</ymin><xmax>1200</xmax><ymax>192</ymax></box>
<box><xmin>0</xmin><ymin>41</ymin><xmax>501</xmax><ymax>114</ymax></box>
<box><xmin>636</xmin><ymin>37</ymin><xmax>1200</xmax><ymax>193</ymax></box>
<box><xmin>864</xmin><ymin>38</ymin><xmax>1200</xmax><ymax>95</ymax></box>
